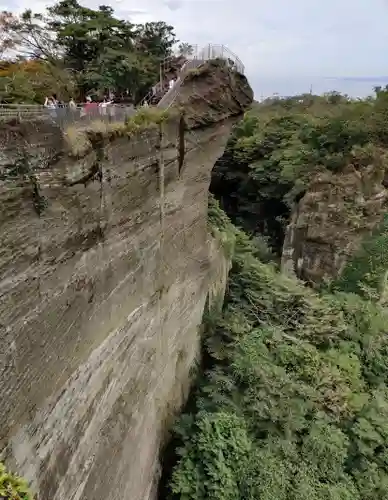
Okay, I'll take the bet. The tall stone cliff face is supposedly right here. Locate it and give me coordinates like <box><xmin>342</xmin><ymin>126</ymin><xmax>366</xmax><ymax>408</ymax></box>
<box><xmin>281</xmin><ymin>163</ymin><xmax>388</xmax><ymax>284</ymax></box>
<box><xmin>0</xmin><ymin>63</ymin><xmax>253</xmax><ymax>500</ymax></box>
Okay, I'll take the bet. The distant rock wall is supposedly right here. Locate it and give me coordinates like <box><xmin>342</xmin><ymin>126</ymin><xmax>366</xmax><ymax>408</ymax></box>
<box><xmin>0</xmin><ymin>62</ymin><xmax>253</xmax><ymax>500</ymax></box>
<box><xmin>281</xmin><ymin>164</ymin><xmax>388</xmax><ymax>284</ymax></box>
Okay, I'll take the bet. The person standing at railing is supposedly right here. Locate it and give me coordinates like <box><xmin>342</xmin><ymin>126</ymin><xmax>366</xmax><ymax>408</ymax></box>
<box><xmin>67</xmin><ymin>98</ymin><xmax>78</xmax><ymax>121</ymax></box>
<box><xmin>80</xmin><ymin>96</ymin><xmax>90</xmax><ymax>117</ymax></box>
<box><xmin>99</xmin><ymin>97</ymin><xmax>112</xmax><ymax>116</ymax></box>
<box><xmin>44</xmin><ymin>96</ymin><xmax>56</xmax><ymax>108</ymax></box>
<box><xmin>227</xmin><ymin>58</ymin><xmax>236</xmax><ymax>70</ymax></box>
<box><xmin>44</xmin><ymin>96</ymin><xmax>57</xmax><ymax>118</ymax></box>
<box><xmin>52</xmin><ymin>94</ymin><xmax>59</xmax><ymax>107</ymax></box>
<box><xmin>69</xmin><ymin>98</ymin><xmax>76</xmax><ymax>110</ymax></box>
<box><xmin>82</xmin><ymin>96</ymin><xmax>99</xmax><ymax>118</ymax></box>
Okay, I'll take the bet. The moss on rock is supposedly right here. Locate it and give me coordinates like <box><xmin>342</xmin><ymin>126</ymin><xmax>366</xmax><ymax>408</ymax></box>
<box><xmin>0</xmin><ymin>463</ymin><xmax>33</xmax><ymax>500</ymax></box>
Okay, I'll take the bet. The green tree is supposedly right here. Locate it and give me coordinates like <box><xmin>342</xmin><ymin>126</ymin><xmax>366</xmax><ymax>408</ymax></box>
<box><xmin>333</xmin><ymin>214</ymin><xmax>388</xmax><ymax>301</ymax></box>
<box><xmin>178</xmin><ymin>42</ymin><xmax>194</xmax><ymax>57</ymax></box>
<box><xmin>170</xmin><ymin>412</ymin><xmax>252</xmax><ymax>500</ymax></box>
<box><xmin>0</xmin><ymin>10</ymin><xmax>58</xmax><ymax>60</ymax></box>
<box><xmin>134</xmin><ymin>21</ymin><xmax>176</xmax><ymax>59</ymax></box>
<box><xmin>210</xmin><ymin>89</ymin><xmax>388</xmax><ymax>253</ymax></box>
<box><xmin>0</xmin><ymin>59</ymin><xmax>75</xmax><ymax>103</ymax></box>
<box><xmin>166</xmin><ymin>205</ymin><xmax>388</xmax><ymax>499</ymax></box>
<box><xmin>0</xmin><ymin>0</ymin><xmax>177</xmax><ymax>101</ymax></box>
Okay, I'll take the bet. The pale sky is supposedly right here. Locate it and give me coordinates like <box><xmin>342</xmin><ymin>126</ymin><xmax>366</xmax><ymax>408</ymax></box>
<box><xmin>2</xmin><ymin>0</ymin><xmax>388</xmax><ymax>97</ymax></box>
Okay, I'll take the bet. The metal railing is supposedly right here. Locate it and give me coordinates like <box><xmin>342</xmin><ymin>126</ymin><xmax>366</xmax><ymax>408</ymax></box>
<box><xmin>167</xmin><ymin>44</ymin><xmax>244</xmax><ymax>74</ymax></box>
<box><xmin>141</xmin><ymin>43</ymin><xmax>244</xmax><ymax>108</ymax></box>
<box><xmin>0</xmin><ymin>44</ymin><xmax>244</xmax><ymax>124</ymax></box>
<box><xmin>0</xmin><ymin>103</ymin><xmax>137</xmax><ymax>127</ymax></box>
<box><xmin>157</xmin><ymin>44</ymin><xmax>244</xmax><ymax>109</ymax></box>
<box><xmin>157</xmin><ymin>58</ymin><xmax>205</xmax><ymax>109</ymax></box>
<box><xmin>187</xmin><ymin>44</ymin><xmax>244</xmax><ymax>74</ymax></box>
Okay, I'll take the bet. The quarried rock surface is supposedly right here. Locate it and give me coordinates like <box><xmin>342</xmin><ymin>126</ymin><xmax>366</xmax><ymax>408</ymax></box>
<box><xmin>0</xmin><ymin>62</ymin><xmax>253</xmax><ymax>500</ymax></box>
<box><xmin>281</xmin><ymin>163</ymin><xmax>388</xmax><ymax>284</ymax></box>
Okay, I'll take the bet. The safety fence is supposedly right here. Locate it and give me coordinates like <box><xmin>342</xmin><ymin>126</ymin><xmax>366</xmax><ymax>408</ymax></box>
<box><xmin>168</xmin><ymin>44</ymin><xmax>244</xmax><ymax>74</ymax></box>
<box><xmin>0</xmin><ymin>43</ymin><xmax>244</xmax><ymax>125</ymax></box>
<box><xmin>0</xmin><ymin>103</ymin><xmax>136</xmax><ymax>127</ymax></box>
<box><xmin>141</xmin><ymin>43</ymin><xmax>245</xmax><ymax>107</ymax></box>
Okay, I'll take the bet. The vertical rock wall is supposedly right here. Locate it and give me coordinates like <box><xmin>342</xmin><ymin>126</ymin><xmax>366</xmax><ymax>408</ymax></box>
<box><xmin>0</xmin><ymin>62</ymin><xmax>253</xmax><ymax>500</ymax></box>
<box><xmin>281</xmin><ymin>165</ymin><xmax>388</xmax><ymax>283</ymax></box>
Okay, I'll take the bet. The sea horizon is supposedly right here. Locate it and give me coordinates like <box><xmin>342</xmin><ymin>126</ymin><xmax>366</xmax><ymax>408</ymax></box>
<box><xmin>250</xmin><ymin>75</ymin><xmax>388</xmax><ymax>99</ymax></box>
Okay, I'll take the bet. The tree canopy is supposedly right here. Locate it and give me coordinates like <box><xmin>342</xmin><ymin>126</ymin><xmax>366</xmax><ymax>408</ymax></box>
<box><xmin>0</xmin><ymin>0</ymin><xmax>178</xmax><ymax>102</ymax></box>
<box><xmin>165</xmin><ymin>198</ymin><xmax>388</xmax><ymax>500</ymax></box>
<box><xmin>210</xmin><ymin>89</ymin><xmax>388</xmax><ymax>252</ymax></box>
<box><xmin>164</xmin><ymin>87</ymin><xmax>388</xmax><ymax>497</ymax></box>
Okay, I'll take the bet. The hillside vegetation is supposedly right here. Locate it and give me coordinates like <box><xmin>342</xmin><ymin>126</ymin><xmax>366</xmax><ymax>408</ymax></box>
<box><xmin>165</xmin><ymin>89</ymin><xmax>388</xmax><ymax>499</ymax></box>
<box><xmin>210</xmin><ymin>88</ymin><xmax>388</xmax><ymax>252</ymax></box>
<box><xmin>164</xmin><ymin>197</ymin><xmax>388</xmax><ymax>499</ymax></box>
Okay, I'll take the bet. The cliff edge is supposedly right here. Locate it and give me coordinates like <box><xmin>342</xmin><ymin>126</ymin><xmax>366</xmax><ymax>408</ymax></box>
<box><xmin>0</xmin><ymin>61</ymin><xmax>253</xmax><ymax>500</ymax></box>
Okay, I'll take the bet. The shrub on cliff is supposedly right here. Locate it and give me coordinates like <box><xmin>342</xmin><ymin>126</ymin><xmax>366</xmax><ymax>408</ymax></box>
<box><xmin>166</xmin><ymin>207</ymin><xmax>388</xmax><ymax>500</ymax></box>
<box><xmin>333</xmin><ymin>213</ymin><xmax>388</xmax><ymax>302</ymax></box>
<box><xmin>208</xmin><ymin>195</ymin><xmax>275</xmax><ymax>263</ymax></box>
<box><xmin>0</xmin><ymin>463</ymin><xmax>33</xmax><ymax>500</ymax></box>
<box><xmin>65</xmin><ymin>107</ymin><xmax>172</xmax><ymax>157</ymax></box>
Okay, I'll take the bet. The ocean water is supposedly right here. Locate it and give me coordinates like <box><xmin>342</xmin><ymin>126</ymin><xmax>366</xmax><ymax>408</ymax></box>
<box><xmin>249</xmin><ymin>76</ymin><xmax>388</xmax><ymax>99</ymax></box>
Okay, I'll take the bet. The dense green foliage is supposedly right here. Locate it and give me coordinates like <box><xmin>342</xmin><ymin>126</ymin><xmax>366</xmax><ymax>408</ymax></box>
<box><xmin>210</xmin><ymin>89</ymin><xmax>388</xmax><ymax>251</ymax></box>
<box><xmin>166</xmin><ymin>87</ymin><xmax>388</xmax><ymax>499</ymax></box>
<box><xmin>0</xmin><ymin>462</ymin><xmax>33</xmax><ymax>499</ymax></box>
<box><xmin>166</xmin><ymin>199</ymin><xmax>388</xmax><ymax>500</ymax></box>
<box><xmin>333</xmin><ymin>213</ymin><xmax>388</xmax><ymax>300</ymax></box>
<box><xmin>0</xmin><ymin>0</ymin><xmax>186</xmax><ymax>102</ymax></box>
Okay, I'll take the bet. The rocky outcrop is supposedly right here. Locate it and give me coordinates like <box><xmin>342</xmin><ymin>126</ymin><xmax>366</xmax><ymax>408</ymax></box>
<box><xmin>281</xmin><ymin>163</ymin><xmax>388</xmax><ymax>284</ymax></box>
<box><xmin>0</xmin><ymin>63</ymin><xmax>253</xmax><ymax>500</ymax></box>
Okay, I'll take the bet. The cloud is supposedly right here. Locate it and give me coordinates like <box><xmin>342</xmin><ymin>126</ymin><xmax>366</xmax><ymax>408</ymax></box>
<box><xmin>3</xmin><ymin>0</ymin><xmax>388</xmax><ymax>96</ymax></box>
<box><xmin>164</xmin><ymin>0</ymin><xmax>182</xmax><ymax>11</ymax></box>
